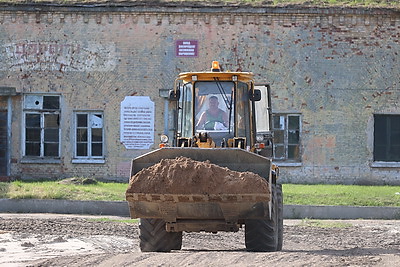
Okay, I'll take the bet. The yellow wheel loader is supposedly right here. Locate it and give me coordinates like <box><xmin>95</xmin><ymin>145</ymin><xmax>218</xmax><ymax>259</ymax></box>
<box><xmin>126</xmin><ymin>61</ymin><xmax>283</xmax><ymax>252</ymax></box>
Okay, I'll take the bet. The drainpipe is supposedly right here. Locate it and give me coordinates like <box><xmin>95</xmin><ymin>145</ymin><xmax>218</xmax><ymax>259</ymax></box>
<box><xmin>7</xmin><ymin>96</ymin><xmax>11</xmax><ymax>177</ymax></box>
<box><xmin>0</xmin><ymin>87</ymin><xmax>17</xmax><ymax>178</ymax></box>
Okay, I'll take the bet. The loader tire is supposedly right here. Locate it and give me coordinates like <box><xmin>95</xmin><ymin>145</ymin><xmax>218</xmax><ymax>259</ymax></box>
<box><xmin>139</xmin><ymin>218</ymin><xmax>182</xmax><ymax>252</ymax></box>
<box><xmin>276</xmin><ymin>184</ymin><xmax>283</xmax><ymax>251</ymax></box>
<box><xmin>245</xmin><ymin>184</ymin><xmax>278</xmax><ymax>252</ymax></box>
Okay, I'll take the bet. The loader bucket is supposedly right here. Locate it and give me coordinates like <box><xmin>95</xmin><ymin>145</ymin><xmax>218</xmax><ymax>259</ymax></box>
<box><xmin>126</xmin><ymin>147</ymin><xmax>273</xmax><ymax>230</ymax></box>
<box><xmin>130</xmin><ymin>147</ymin><xmax>271</xmax><ymax>179</ymax></box>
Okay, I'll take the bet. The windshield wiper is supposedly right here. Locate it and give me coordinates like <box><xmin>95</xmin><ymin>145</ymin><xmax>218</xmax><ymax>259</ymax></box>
<box><xmin>214</xmin><ymin>78</ymin><xmax>233</xmax><ymax>134</ymax></box>
<box><xmin>214</xmin><ymin>78</ymin><xmax>231</xmax><ymax>111</ymax></box>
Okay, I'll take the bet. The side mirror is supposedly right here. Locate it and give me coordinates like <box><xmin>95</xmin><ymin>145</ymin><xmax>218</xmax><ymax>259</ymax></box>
<box><xmin>249</xmin><ymin>89</ymin><xmax>261</xmax><ymax>101</ymax></box>
<box><xmin>168</xmin><ymin>89</ymin><xmax>181</xmax><ymax>101</ymax></box>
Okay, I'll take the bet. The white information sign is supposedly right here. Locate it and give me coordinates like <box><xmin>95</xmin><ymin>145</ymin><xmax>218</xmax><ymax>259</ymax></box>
<box><xmin>120</xmin><ymin>96</ymin><xmax>154</xmax><ymax>149</ymax></box>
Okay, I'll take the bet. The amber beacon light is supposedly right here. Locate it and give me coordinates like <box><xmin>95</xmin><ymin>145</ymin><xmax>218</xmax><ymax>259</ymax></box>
<box><xmin>211</xmin><ymin>61</ymin><xmax>221</xmax><ymax>72</ymax></box>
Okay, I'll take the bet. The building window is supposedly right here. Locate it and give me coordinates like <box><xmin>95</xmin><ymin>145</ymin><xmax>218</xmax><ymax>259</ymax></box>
<box><xmin>23</xmin><ymin>95</ymin><xmax>60</xmax><ymax>158</ymax></box>
<box><xmin>75</xmin><ymin>112</ymin><xmax>104</xmax><ymax>159</ymax></box>
<box><xmin>374</xmin><ymin>114</ymin><xmax>400</xmax><ymax>162</ymax></box>
<box><xmin>272</xmin><ymin>114</ymin><xmax>301</xmax><ymax>161</ymax></box>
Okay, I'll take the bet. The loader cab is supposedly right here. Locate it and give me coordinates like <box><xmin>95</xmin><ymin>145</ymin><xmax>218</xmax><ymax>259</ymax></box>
<box><xmin>169</xmin><ymin>62</ymin><xmax>273</xmax><ymax>154</ymax></box>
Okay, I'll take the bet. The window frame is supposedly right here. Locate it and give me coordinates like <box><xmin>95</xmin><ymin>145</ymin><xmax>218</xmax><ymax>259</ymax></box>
<box><xmin>22</xmin><ymin>94</ymin><xmax>61</xmax><ymax>162</ymax></box>
<box><xmin>272</xmin><ymin>113</ymin><xmax>302</xmax><ymax>164</ymax></box>
<box><xmin>72</xmin><ymin>111</ymin><xmax>105</xmax><ymax>164</ymax></box>
<box><xmin>372</xmin><ymin>114</ymin><xmax>400</xmax><ymax>167</ymax></box>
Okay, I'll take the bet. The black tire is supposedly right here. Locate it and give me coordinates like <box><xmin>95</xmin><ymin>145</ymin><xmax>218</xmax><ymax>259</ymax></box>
<box><xmin>139</xmin><ymin>218</ymin><xmax>182</xmax><ymax>252</ymax></box>
<box><xmin>276</xmin><ymin>184</ymin><xmax>284</xmax><ymax>251</ymax></box>
<box><xmin>245</xmin><ymin>184</ymin><xmax>279</xmax><ymax>252</ymax></box>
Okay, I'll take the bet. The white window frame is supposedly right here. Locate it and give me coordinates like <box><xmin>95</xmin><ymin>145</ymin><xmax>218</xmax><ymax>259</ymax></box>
<box><xmin>22</xmin><ymin>94</ymin><xmax>61</xmax><ymax>162</ymax></box>
<box><xmin>72</xmin><ymin>111</ymin><xmax>105</xmax><ymax>164</ymax></box>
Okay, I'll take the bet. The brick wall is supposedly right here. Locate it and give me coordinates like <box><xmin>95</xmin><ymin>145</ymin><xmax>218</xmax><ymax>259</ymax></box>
<box><xmin>0</xmin><ymin>4</ymin><xmax>399</xmax><ymax>184</ymax></box>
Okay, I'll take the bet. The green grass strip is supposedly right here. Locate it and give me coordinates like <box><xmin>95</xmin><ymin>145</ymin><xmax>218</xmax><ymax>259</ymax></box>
<box><xmin>0</xmin><ymin>180</ymin><xmax>127</xmax><ymax>201</ymax></box>
<box><xmin>283</xmin><ymin>184</ymin><xmax>400</xmax><ymax>207</ymax></box>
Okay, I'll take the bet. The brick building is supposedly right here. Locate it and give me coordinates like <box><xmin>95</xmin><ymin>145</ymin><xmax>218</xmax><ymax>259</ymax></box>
<box><xmin>0</xmin><ymin>2</ymin><xmax>399</xmax><ymax>184</ymax></box>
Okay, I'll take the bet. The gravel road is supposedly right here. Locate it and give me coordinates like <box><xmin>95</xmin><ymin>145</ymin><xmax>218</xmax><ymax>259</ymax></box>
<box><xmin>0</xmin><ymin>213</ymin><xmax>399</xmax><ymax>266</ymax></box>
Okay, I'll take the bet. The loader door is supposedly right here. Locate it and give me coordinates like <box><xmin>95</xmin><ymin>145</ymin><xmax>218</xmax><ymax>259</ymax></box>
<box><xmin>254</xmin><ymin>84</ymin><xmax>272</xmax><ymax>132</ymax></box>
<box><xmin>254</xmin><ymin>84</ymin><xmax>274</xmax><ymax>157</ymax></box>
<box><xmin>177</xmin><ymin>83</ymin><xmax>193</xmax><ymax>139</ymax></box>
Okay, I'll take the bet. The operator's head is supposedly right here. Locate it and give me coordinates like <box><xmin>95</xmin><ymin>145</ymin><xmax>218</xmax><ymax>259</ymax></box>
<box><xmin>209</xmin><ymin>96</ymin><xmax>219</xmax><ymax>109</ymax></box>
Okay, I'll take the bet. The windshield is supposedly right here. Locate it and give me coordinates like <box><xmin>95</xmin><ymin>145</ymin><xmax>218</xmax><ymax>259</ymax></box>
<box><xmin>193</xmin><ymin>81</ymin><xmax>235</xmax><ymax>146</ymax></box>
<box><xmin>194</xmin><ymin>81</ymin><xmax>234</xmax><ymax>131</ymax></box>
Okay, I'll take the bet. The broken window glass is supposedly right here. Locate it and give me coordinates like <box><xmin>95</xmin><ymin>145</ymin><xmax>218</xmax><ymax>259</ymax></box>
<box><xmin>24</xmin><ymin>95</ymin><xmax>61</xmax><ymax>158</ymax></box>
<box><xmin>43</xmin><ymin>96</ymin><xmax>60</xmax><ymax>110</ymax></box>
<box><xmin>75</xmin><ymin>112</ymin><xmax>104</xmax><ymax>159</ymax></box>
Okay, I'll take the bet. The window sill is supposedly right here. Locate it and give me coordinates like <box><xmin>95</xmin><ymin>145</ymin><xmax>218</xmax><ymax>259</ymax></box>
<box><xmin>273</xmin><ymin>162</ymin><xmax>302</xmax><ymax>167</ymax></box>
<box><xmin>21</xmin><ymin>157</ymin><xmax>61</xmax><ymax>164</ymax></box>
<box><xmin>72</xmin><ymin>159</ymin><xmax>105</xmax><ymax>164</ymax></box>
<box><xmin>371</xmin><ymin>162</ymin><xmax>400</xmax><ymax>168</ymax></box>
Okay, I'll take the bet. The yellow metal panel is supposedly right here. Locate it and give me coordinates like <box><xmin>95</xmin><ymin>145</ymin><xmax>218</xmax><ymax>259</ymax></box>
<box><xmin>178</xmin><ymin>71</ymin><xmax>254</xmax><ymax>83</ymax></box>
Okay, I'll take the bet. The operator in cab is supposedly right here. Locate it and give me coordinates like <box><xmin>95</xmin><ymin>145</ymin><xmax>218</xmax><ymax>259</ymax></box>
<box><xmin>196</xmin><ymin>95</ymin><xmax>229</xmax><ymax>130</ymax></box>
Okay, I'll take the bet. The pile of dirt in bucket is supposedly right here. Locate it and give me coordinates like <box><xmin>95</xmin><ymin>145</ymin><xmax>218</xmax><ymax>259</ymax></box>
<box><xmin>126</xmin><ymin>156</ymin><xmax>269</xmax><ymax>195</ymax></box>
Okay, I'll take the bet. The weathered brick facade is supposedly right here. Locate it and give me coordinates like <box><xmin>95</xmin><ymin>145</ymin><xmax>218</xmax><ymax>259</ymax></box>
<box><xmin>0</xmin><ymin>3</ymin><xmax>399</xmax><ymax>184</ymax></box>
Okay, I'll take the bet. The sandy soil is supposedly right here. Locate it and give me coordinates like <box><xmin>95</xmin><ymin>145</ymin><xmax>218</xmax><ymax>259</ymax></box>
<box><xmin>0</xmin><ymin>213</ymin><xmax>399</xmax><ymax>267</ymax></box>
<box><xmin>127</xmin><ymin>157</ymin><xmax>269</xmax><ymax>194</ymax></box>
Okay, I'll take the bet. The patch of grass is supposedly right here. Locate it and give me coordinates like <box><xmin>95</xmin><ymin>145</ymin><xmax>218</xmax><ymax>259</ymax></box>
<box><xmin>299</xmin><ymin>218</ymin><xmax>353</xmax><ymax>228</ymax></box>
<box><xmin>283</xmin><ymin>184</ymin><xmax>400</xmax><ymax>207</ymax></box>
<box><xmin>5</xmin><ymin>180</ymin><xmax>127</xmax><ymax>201</ymax></box>
<box><xmin>87</xmin><ymin>217</ymin><xmax>138</xmax><ymax>223</ymax></box>
<box><xmin>0</xmin><ymin>182</ymin><xmax>10</xmax><ymax>198</ymax></box>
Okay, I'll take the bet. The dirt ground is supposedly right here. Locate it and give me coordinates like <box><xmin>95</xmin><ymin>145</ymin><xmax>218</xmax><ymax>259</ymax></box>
<box><xmin>0</xmin><ymin>214</ymin><xmax>399</xmax><ymax>267</ymax></box>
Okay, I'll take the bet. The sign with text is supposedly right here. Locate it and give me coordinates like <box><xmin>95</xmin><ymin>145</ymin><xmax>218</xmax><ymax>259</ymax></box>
<box><xmin>1</xmin><ymin>41</ymin><xmax>116</xmax><ymax>72</ymax></box>
<box><xmin>176</xmin><ymin>40</ymin><xmax>198</xmax><ymax>57</ymax></box>
<box><xmin>120</xmin><ymin>96</ymin><xmax>154</xmax><ymax>149</ymax></box>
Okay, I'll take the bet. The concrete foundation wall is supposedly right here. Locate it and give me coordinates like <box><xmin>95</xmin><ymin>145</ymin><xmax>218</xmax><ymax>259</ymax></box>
<box><xmin>0</xmin><ymin>4</ymin><xmax>399</xmax><ymax>183</ymax></box>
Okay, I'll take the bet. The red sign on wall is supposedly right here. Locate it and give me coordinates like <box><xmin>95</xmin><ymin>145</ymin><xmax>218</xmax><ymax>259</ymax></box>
<box><xmin>176</xmin><ymin>40</ymin><xmax>198</xmax><ymax>57</ymax></box>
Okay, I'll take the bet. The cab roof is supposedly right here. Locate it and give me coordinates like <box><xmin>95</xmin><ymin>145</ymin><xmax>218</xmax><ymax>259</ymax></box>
<box><xmin>177</xmin><ymin>71</ymin><xmax>254</xmax><ymax>83</ymax></box>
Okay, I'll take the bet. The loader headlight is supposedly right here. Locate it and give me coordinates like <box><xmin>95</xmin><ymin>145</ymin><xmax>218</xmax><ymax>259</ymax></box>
<box><xmin>160</xmin><ymin>134</ymin><xmax>169</xmax><ymax>143</ymax></box>
<box><xmin>256</xmin><ymin>134</ymin><xmax>264</xmax><ymax>142</ymax></box>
